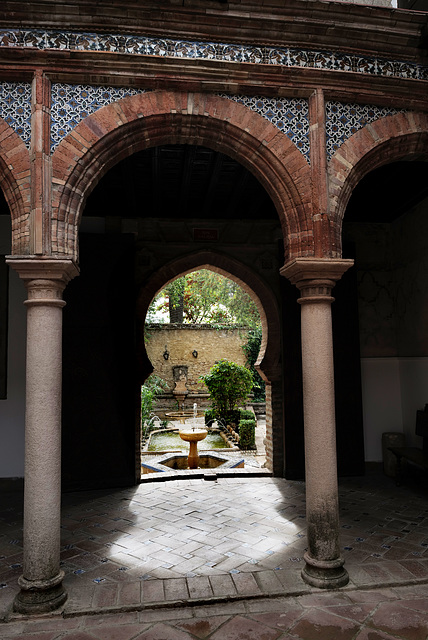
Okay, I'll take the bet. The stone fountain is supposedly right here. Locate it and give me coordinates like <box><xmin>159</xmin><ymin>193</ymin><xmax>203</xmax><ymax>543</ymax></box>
<box><xmin>172</xmin><ymin>371</ymin><xmax>188</xmax><ymax>411</ymax></box>
<box><xmin>179</xmin><ymin>403</ymin><xmax>207</xmax><ymax>469</ymax></box>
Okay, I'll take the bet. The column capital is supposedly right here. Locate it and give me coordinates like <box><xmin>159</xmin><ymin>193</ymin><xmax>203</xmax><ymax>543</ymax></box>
<box><xmin>280</xmin><ymin>258</ymin><xmax>353</xmax><ymax>303</ymax></box>
<box><xmin>6</xmin><ymin>258</ymin><xmax>79</xmax><ymax>307</ymax></box>
<box><xmin>6</xmin><ymin>257</ymin><xmax>79</xmax><ymax>287</ymax></box>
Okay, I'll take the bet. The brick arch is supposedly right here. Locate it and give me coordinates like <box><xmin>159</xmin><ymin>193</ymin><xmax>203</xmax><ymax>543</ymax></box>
<box><xmin>52</xmin><ymin>90</ymin><xmax>312</xmax><ymax>261</ymax></box>
<box><xmin>136</xmin><ymin>250</ymin><xmax>281</xmax><ymax>384</ymax></box>
<box><xmin>329</xmin><ymin>111</ymin><xmax>428</xmax><ymax>254</ymax></box>
<box><xmin>0</xmin><ymin>119</ymin><xmax>31</xmax><ymax>254</ymax></box>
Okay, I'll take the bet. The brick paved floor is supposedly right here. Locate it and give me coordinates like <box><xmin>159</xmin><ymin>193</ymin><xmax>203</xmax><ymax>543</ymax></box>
<box><xmin>1</xmin><ymin>469</ymin><xmax>428</xmax><ymax>638</ymax></box>
<box><xmin>1</xmin><ymin>584</ymin><xmax>428</xmax><ymax>639</ymax></box>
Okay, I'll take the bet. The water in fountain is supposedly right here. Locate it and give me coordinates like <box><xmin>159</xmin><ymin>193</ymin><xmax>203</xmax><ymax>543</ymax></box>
<box><xmin>142</xmin><ymin>413</ymin><xmax>163</xmax><ymax>444</ymax></box>
<box><xmin>192</xmin><ymin>402</ymin><xmax>197</xmax><ymax>430</ymax></box>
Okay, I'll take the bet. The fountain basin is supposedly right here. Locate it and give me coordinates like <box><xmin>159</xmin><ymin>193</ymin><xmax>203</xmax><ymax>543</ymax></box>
<box><xmin>178</xmin><ymin>428</ymin><xmax>208</xmax><ymax>442</ymax></box>
<box><xmin>179</xmin><ymin>427</ymin><xmax>208</xmax><ymax>469</ymax></box>
<box><xmin>141</xmin><ymin>452</ymin><xmax>245</xmax><ymax>475</ymax></box>
<box><xmin>143</xmin><ymin>428</ymin><xmax>237</xmax><ymax>453</ymax></box>
<box><xmin>165</xmin><ymin>410</ymin><xmax>204</xmax><ymax>424</ymax></box>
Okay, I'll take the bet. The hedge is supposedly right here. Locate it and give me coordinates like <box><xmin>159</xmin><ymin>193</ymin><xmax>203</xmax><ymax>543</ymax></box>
<box><xmin>239</xmin><ymin>419</ymin><xmax>256</xmax><ymax>449</ymax></box>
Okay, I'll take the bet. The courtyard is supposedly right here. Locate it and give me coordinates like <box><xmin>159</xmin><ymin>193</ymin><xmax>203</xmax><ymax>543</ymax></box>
<box><xmin>1</xmin><ymin>469</ymin><xmax>428</xmax><ymax>638</ymax></box>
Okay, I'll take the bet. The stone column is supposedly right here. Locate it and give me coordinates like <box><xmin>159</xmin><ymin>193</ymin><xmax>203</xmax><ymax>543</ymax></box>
<box><xmin>280</xmin><ymin>258</ymin><xmax>353</xmax><ymax>589</ymax></box>
<box><xmin>6</xmin><ymin>258</ymin><xmax>79</xmax><ymax>613</ymax></box>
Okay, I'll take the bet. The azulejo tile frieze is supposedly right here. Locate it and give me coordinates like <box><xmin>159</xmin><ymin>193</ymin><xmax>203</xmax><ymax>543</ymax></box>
<box><xmin>51</xmin><ymin>84</ymin><xmax>146</xmax><ymax>151</ymax></box>
<box><xmin>326</xmin><ymin>101</ymin><xmax>403</xmax><ymax>160</ymax></box>
<box><xmin>0</xmin><ymin>29</ymin><xmax>426</xmax><ymax>83</ymax></box>
<box><xmin>219</xmin><ymin>94</ymin><xmax>310</xmax><ymax>163</ymax></box>
<box><xmin>0</xmin><ymin>82</ymin><xmax>32</xmax><ymax>148</ymax></box>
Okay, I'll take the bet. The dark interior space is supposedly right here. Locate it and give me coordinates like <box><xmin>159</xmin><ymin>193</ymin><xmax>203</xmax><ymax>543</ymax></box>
<box><xmin>345</xmin><ymin>160</ymin><xmax>428</xmax><ymax>224</ymax></box>
<box><xmin>83</xmin><ymin>145</ymin><xmax>278</xmax><ymax>221</ymax></box>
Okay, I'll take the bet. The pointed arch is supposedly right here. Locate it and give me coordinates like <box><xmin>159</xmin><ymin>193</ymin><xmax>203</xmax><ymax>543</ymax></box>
<box><xmin>52</xmin><ymin>90</ymin><xmax>312</xmax><ymax>261</ymax></box>
<box><xmin>136</xmin><ymin>250</ymin><xmax>281</xmax><ymax>384</ymax></box>
<box><xmin>328</xmin><ymin>111</ymin><xmax>428</xmax><ymax>254</ymax></box>
<box><xmin>0</xmin><ymin>119</ymin><xmax>31</xmax><ymax>254</ymax></box>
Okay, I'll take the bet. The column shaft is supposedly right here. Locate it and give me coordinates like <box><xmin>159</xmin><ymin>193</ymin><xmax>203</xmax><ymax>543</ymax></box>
<box><xmin>7</xmin><ymin>259</ymin><xmax>78</xmax><ymax>613</ymax></box>
<box><xmin>23</xmin><ymin>288</ymin><xmax>65</xmax><ymax>583</ymax></box>
<box><xmin>300</xmin><ymin>297</ymin><xmax>346</xmax><ymax>584</ymax></box>
<box><xmin>281</xmin><ymin>258</ymin><xmax>353</xmax><ymax>589</ymax></box>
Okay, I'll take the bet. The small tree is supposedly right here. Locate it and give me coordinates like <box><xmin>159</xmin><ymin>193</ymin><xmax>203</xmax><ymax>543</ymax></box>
<box><xmin>200</xmin><ymin>360</ymin><xmax>253</xmax><ymax>424</ymax></box>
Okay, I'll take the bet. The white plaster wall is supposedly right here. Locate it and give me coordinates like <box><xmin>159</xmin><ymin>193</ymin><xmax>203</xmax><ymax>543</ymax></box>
<box><xmin>398</xmin><ymin>357</ymin><xmax>428</xmax><ymax>448</ymax></box>
<box><xmin>360</xmin><ymin>358</ymin><xmax>403</xmax><ymax>462</ymax></box>
<box><xmin>360</xmin><ymin>357</ymin><xmax>428</xmax><ymax>461</ymax></box>
<box><xmin>0</xmin><ymin>216</ymin><xmax>26</xmax><ymax>477</ymax></box>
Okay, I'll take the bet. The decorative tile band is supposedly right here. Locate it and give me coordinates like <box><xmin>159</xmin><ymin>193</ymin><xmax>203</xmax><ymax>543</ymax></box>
<box><xmin>326</xmin><ymin>101</ymin><xmax>403</xmax><ymax>160</ymax></box>
<box><xmin>51</xmin><ymin>84</ymin><xmax>146</xmax><ymax>151</ymax></box>
<box><xmin>0</xmin><ymin>78</ymin><xmax>410</xmax><ymax>167</ymax></box>
<box><xmin>0</xmin><ymin>82</ymin><xmax>32</xmax><ymax>148</ymax></box>
<box><xmin>219</xmin><ymin>94</ymin><xmax>310</xmax><ymax>163</ymax></box>
<box><xmin>326</xmin><ymin>102</ymin><xmax>402</xmax><ymax>160</ymax></box>
<box><xmin>0</xmin><ymin>29</ymin><xmax>426</xmax><ymax>83</ymax></box>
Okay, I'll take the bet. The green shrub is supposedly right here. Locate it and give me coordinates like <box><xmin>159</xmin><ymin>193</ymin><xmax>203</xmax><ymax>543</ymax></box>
<box><xmin>223</xmin><ymin>410</ymin><xmax>241</xmax><ymax>430</ymax></box>
<box><xmin>239</xmin><ymin>419</ymin><xmax>256</xmax><ymax>450</ymax></box>
<box><xmin>200</xmin><ymin>359</ymin><xmax>253</xmax><ymax>424</ymax></box>
<box><xmin>141</xmin><ymin>374</ymin><xmax>169</xmax><ymax>430</ymax></box>
<box><xmin>239</xmin><ymin>409</ymin><xmax>255</xmax><ymax>422</ymax></box>
<box><xmin>204</xmin><ymin>409</ymin><xmax>217</xmax><ymax>425</ymax></box>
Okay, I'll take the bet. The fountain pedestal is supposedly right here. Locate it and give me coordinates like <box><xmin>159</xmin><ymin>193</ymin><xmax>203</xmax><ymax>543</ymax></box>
<box><xmin>179</xmin><ymin>429</ymin><xmax>208</xmax><ymax>469</ymax></box>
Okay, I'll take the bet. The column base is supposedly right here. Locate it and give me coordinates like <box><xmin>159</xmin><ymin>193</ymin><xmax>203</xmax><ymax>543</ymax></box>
<box><xmin>13</xmin><ymin>571</ymin><xmax>67</xmax><ymax>614</ymax></box>
<box><xmin>301</xmin><ymin>552</ymin><xmax>349</xmax><ymax>589</ymax></box>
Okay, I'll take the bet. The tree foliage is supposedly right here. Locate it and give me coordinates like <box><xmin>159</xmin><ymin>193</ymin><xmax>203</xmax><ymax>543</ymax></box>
<box><xmin>148</xmin><ymin>270</ymin><xmax>260</xmax><ymax>327</ymax></box>
<box><xmin>242</xmin><ymin>327</ymin><xmax>266</xmax><ymax>402</ymax></box>
<box><xmin>200</xmin><ymin>359</ymin><xmax>253</xmax><ymax>420</ymax></box>
<box><xmin>165</xmin><ymin>278</ymin><xmax>185</xmax><ymax>323</ymax></box>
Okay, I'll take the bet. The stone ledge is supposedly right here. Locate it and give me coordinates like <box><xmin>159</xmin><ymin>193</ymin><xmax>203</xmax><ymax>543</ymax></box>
<box><xmin>139</xmin><ymin>467</ymin><xmax>271</xmax><ymax>483</ymax></box>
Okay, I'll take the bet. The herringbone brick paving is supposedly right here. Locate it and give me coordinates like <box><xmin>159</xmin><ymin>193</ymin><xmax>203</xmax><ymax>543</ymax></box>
<box><xmin>0</xmin><ymin>473</ymin><xmax>428</xmax><ymax>640</ymax></box>
<box><xmin>1</xmin><ymin>470</ymin><xmax>428</xmax><ymax>617</ymax></box>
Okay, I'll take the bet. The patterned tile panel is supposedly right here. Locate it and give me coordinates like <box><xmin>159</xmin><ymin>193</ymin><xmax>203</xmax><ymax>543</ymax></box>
<box><xmin>219</xmin><ymin>94</ymin><xmax>310</xmax><ymax>163</ymax></box>
<box><xmin>0</xmin><ymin>29</ymin><xmax>426</xmax><ymax>83</ymax></box>
<box><xmin>326</xmin><ymin>101</ymin><xmax>403</xmax><ymax>160</ymax></box>
<box><xmin>0</xmin><ymin>82</ymin><xmax>32</xmax><ymax>148</ymax></box>
<box><xmin>51</xmin><ymin>84</ymin><xmax>146</xmax><ymax>151</ymax></box>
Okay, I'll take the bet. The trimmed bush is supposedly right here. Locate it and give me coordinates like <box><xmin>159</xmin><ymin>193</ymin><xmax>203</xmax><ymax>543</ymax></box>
<box><xmin>239</xmin><ymin>409</ymin><xmax>255</xmax><ymax>422</ymax></box>
<box><xmin>239</xmin><ymin>419</ymin><xmax>256</xmax><ymax>450</ymax></box>
<box><xmin>222</xmin><ymin>409</ymin><xmax>240</xmax><ymax>431</ymax></box>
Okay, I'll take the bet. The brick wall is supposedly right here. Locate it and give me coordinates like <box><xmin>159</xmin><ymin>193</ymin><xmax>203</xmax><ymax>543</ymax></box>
<box><xmin>145</xmin><ymin>324</ymin><xmax>249</xmax><ymax>394</ymax></box>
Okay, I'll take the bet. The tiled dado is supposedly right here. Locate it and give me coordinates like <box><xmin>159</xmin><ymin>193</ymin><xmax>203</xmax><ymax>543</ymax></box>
<box><xmin>1</xmin><ymin>28</ymin><xmax>426</xmax><ymax>82</ymax></box>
